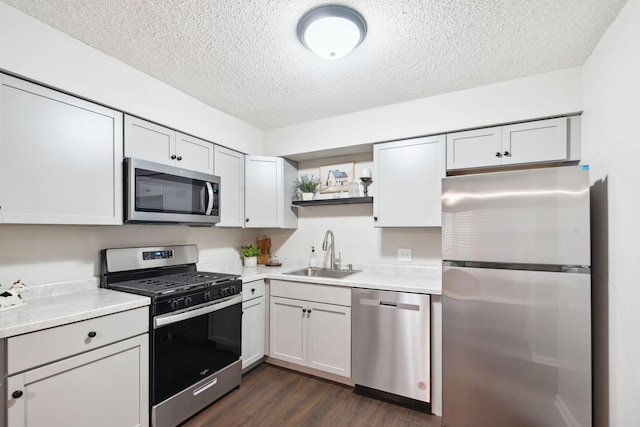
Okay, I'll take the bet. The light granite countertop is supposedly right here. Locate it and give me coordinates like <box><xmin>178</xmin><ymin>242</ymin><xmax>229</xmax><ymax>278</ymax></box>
<box><xmin>199</xmin><ymin>260</ymin><xmax>442</xmax><ymax>295</ymax></box>
<box><xmin>0</xmin><ymin>279</ymin><xmax>150</xmax><ymax>339</ymax></box>
<box><xmin>0</xmin><ymin>261</ymin><xmax>439</xmax><ymax>339</ymax></box>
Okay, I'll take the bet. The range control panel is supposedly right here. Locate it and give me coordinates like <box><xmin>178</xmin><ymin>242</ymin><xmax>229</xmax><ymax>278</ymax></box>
<box><xmin>153</xmin><ymin>280</ymin><xmax>242</xmax><ymax>316</ymax></box>
<box><xmin>142</xmin><ymin>250</ymin><xmax>174</xmax><ymax>261</ymax></box>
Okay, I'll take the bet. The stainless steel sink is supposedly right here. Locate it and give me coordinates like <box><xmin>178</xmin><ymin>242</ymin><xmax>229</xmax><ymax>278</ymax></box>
<box><xmin>283</xmin><ymin>267</ymin><xmax>360</xmax><ymax>279</ymax></box>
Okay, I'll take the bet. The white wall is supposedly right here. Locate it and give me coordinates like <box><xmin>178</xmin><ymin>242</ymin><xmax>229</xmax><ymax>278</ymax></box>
<box><xmin>264</xmin><ymin>67</ymin><xmax>583</xmax><ymax>157</ymax></box>
<box><xmin>266</xmin><ymin>154</ymin><xmax>443</xmax><ymax>267</ymax></box>
<box><xmin>582</xmin><ymin>1</ymin><xmax>640</xmax><ymax>425</ymax></box>
<box><xmin>0</xmin><ymin>3</ymin><xmax>262</xmax><ymax>155</ymax></box>
<box><xmin>0</xmin><ymin>224</ymin><xmax>263</xmax><ymax>286</ymax></box>
<box><xmin>265</xmin><ymin>70</ymin><xmax>585</xmax><ymax>268</ymax></box>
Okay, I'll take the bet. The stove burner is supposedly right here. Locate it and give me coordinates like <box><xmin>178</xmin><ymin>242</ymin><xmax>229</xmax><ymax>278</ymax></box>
<box><xmin>110</xmin><ymin>271</ymin><xmax>239</xmax><ymax>296</ymax></box>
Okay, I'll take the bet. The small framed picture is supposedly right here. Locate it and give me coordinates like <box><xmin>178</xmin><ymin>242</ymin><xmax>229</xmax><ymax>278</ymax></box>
<box><xmin>319</xmin><ymin>162</ymin><xmax>355</xmax><ymax>193</ymax></box>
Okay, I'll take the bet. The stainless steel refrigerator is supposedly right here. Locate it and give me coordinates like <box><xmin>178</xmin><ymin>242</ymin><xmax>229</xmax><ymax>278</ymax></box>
<box><xmin>442</xmin><ymin>166</ymin><xmax>591</xmax><ymax>427</ymax></box>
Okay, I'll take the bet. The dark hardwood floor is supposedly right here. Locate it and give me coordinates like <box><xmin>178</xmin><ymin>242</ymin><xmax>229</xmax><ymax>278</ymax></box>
<box><xmin>182</xmin><ymin>364</ymin><xmax>442</xmax><ymax>427</ymax></box>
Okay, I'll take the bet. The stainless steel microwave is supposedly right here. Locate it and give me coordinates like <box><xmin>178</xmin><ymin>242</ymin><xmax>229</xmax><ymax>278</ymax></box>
<box><xmin>124</xmin><ymin>157</ymin><xmax>220</xmax><ymax>225</ymax></box>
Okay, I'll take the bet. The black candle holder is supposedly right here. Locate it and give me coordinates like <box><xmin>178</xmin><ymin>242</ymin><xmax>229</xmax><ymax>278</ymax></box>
<box><xmin>360</xmin><ymin>177</ymin><xmax>372</xmax><ymax>196</ymax></box>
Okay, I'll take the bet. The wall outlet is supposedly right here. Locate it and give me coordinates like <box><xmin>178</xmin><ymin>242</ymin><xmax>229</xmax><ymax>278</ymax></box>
<box><xmin>397</xmin><ymin>248</ymin><xmax>412</xmax><ymax>262</ymax></box>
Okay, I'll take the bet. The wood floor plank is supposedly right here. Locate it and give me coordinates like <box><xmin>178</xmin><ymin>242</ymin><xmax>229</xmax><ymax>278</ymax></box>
<box><xmin>181</xmin><ymin>364</ymin><xmax>441</xmax><ymax>427</ymax></box>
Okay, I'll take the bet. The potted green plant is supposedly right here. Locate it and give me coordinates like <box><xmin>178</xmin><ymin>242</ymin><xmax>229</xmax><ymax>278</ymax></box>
<box><xmin>240</xmin><ymin>243</ymin><xmax>261</xmax><ymax>267</ymax></box>
<box><xmin>294</xmin><ymin>174</ymin><xmax>322</xmax><ymax>201</ymax></box>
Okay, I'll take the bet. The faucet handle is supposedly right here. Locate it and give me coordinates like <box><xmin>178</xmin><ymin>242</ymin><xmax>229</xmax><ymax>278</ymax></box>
<box><xmin>334</xmin><ymin>252</ymin><xmax>342</xmax><ymax>270</ymax></box>
<box><xmin>347</xmin><ymin>263</ymin><xmax>353</xmax><ymax>271</ymax></box>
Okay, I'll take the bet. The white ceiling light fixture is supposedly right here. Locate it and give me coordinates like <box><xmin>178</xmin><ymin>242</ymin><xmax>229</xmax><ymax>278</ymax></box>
<box><xmin>297</xmin><ymin>5</ymin><xmax>367</xmax><ymax>60</ymax></box>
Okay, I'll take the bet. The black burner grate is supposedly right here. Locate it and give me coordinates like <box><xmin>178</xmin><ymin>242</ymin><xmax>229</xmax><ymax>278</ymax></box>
<box><xmin>111</xmin><ymin>271</ymin><xmax>238</xmax><ymax>295</ymax></box>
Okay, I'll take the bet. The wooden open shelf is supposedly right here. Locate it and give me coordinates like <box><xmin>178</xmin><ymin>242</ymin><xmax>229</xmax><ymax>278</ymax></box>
<box><xmin>291</xmin><ymin>197</ymin><xmax>373</xmax><ymax>207</ymax></box>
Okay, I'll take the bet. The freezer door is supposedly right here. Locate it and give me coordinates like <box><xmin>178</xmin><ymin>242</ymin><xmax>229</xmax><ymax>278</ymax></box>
<box><xmin>442</xmin><ymin>166</ymin><xmax>590</xmax><ymax>266</ymax></box>
<box><xmin>442</xmin><ymin>266</ymin><xmax>591</xmax><ymax>427</ymax></box>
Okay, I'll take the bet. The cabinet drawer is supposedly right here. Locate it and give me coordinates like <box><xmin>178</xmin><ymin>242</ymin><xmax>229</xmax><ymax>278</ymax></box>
<box><xmin>270</xmin><ymin>280</ymin><xmax>350</xmax><ymax>306</ymax></box>
<box><xmin>242</xmin><ymin>280</ymin><xmax>265</xmax><ymax>302</ymax></box>
<box><xmin>7</xmin><ymin>307</ymin><xmax>148</xmax><ymax>374</ymax></box>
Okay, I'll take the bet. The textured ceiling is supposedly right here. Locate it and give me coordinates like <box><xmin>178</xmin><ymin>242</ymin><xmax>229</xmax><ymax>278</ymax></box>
<box><xmin>1</xmin><ymin>0</ymin><xmax>627</xmax><ymax>130</ymax></box>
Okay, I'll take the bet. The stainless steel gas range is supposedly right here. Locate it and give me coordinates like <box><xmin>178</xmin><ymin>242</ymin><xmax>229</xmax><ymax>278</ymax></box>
<box><xmin>100</xmin><ymin>245</ymin><xmax>242</xmax><ymax>427</ymax></box>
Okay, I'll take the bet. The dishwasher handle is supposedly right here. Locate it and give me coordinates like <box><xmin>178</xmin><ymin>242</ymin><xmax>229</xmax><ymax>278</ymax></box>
<box><xmin>359</xmin><ymin>298</ymin><xmax>420</xmax><ymax>311</ymax></box>
<box><xmin>379</xmin><ymin>301</ymin><xmax>397</xmax><ymax>307</ymax></box>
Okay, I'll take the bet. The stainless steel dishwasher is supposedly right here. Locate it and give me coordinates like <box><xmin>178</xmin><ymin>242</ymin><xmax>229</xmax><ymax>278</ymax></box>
<box><xmin>352</xmin><ymin>288</ymin><xmax>431</xmax><ymax>408</ymax></box>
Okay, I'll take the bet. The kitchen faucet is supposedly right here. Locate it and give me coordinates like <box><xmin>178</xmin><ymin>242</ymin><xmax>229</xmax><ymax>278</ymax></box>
<box><xmin>322</xmin><ymin>230</ymin><xmax>341</xmax><ymax>270</ymax></box>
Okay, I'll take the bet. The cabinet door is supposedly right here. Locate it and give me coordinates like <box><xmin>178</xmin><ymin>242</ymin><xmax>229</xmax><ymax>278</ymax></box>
<box><xmin>175</xmin><ymin>132</ymin><xmax>215</xmax><ymax>174</ymax></box>
<box><xmin>501</xmin><ymin>117</ymin><xmax>568</xmax><ymax>165</ymax></box>
<box><xmin>214</xmin><ymin>146</ymin><xmax>245</xmax><ymax>227</ymax></box>
<box><xmin>7</xmin><ymin>335</ymin><xmax>149</xmax><ymax>427</ymax></box>
<box><xmin>245</xmin><ymin>156</ymin><xmax>282</xmax><ymax>228</ymax></box>
<box><xmin>269</xmin><ymin>296</ymin><xmax>306</xmax><ymax>365</ymax></box>
<box><xmin>124</xmin><ymin>115</ymin><xmax>175</xmax><ymax>166</ymax></box>
<box><xmin>446</xmin><ymin>126</ymin><xmax>502</xmax><ymax>170</ymax></box>
<box><xmin>0</xmin><ymin>75</ymin><xmax>123</xmax><ymax>225</ymax></box>
<box><xmin>242</xmin><ymin>296</ymin><xmax>265</xmax><ymax>370</ymax></box>
<box><xmin>306</xmin><ymin>301</ymin><xmax>351</xmax><ymax>377</ymax></box>
<box><xmin>374</xmin><ymin>135</ymin><xmax>445</xmax><ymax>227</ymax></box>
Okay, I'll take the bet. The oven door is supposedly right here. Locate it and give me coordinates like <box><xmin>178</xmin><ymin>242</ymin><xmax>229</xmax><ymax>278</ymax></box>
<box><xmin>125</xmin><ymin>157</ymin><xmax>220</xmax><ymax>225</ymax></box>
<box><xmin>152</xmin><ymin>294</ymin><xmax>242</xmax><ymax>406</ymax></box>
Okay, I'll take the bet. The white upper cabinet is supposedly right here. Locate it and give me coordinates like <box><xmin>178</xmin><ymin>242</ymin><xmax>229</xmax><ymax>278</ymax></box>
<box><xmin>446</xmin><ymin>127</ymin><xmax>502</xmax><ymax>170</ymax></box>
<box><xmin>175</xmin><ymin>132</ymin><xmax>216</xmax><ymax>174</ymax></box>
<box><xmin>0</xmin><ymin>74</ymin><xmax>123</xmax><ymax>225</ymax></box>
<box><xmin>500</xmin><ymin>119</ymin><xmax>568</xmax><ymax>166</ymax></box>
<box><xmin>214</xmin><ymin>146</ymin><xmax>245</xmax><ymax>227</ymax></box>
<box><xmin>373</xmin><ymin>135</ymin><xmax>446</xmax><ymax>227</ymax></box>
<box><xmin>447</xmin><ymin>117</ymin><xmax>571</xmax><ymax>172</ymax></box>
<box><xmin>124</xmin><ymin>115</ymin><xmax>215</xmax><ymax>175</ymax></box>
<box><xmin>244</xmin><ymin>156</ymin><xmax>297</xmax><ymax>228</ymax></box>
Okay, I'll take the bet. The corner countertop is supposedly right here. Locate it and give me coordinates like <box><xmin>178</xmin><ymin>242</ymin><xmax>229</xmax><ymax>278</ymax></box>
<box><xmin>0</xmin><ymin>261</ymin><xmax>439</xmax><ymax>339</ymax></box>
<box><xmin>0</xmin><ymin>280</ymin><xmax>150</xmax><ymax>339</ymax></box>
<box><xmin>199</xmin><ymin>261</ymin><xmax>442</xmax><ymax>295</ymax></box>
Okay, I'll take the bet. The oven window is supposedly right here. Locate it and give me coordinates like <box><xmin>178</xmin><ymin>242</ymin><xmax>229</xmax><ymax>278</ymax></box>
<box><xmin>152</xmin><ymin>301</ymin><xmax>241</xmax><ymax>404</ymax></box>
<box><xmin>135</xmin><ymin>168</ymin><xmax>207</xmax><ymax>215</ymax></box>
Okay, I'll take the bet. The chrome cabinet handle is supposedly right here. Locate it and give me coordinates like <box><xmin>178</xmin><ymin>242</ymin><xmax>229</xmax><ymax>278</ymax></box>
<box><xmin>503</xmin><ymin>151</ymin><xmax>510</xmax><ymax>156</ymax></box>
<box><xmin>495</xmin><ymin>152</ymin><xmax>502</xmax><ymax>157</ymax></box>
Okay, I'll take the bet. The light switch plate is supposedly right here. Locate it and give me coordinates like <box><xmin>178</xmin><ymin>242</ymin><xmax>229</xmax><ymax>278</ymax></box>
<box><xmin>398</xmin><ymin>248</ymin><xmax>412</xmax><ymax>262</ymax></box>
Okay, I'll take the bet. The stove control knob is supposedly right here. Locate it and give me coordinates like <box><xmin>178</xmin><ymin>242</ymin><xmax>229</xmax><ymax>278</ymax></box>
<box><xmin>220</xmin><ymin>287</ymin><xmax>228</xmax><ymax>297</ymax></box>
<box><xmin>204</xmin><ymin>291</ymin><xmax>211</xmax><ymax>301</ymax></box>
<box><xmin>230</xmin><ymin>285</ymin><xmax>237</xmax><ymax>294</ymax></box>
<box><xmin>184</xmin><ymin>296</ymin><xmax>192</xmax><ymax>306</ymax></box>
<box><xmin>170</xmin><ymin>300</ymin><xmax>180</xmax><ymax>310</ymax></box>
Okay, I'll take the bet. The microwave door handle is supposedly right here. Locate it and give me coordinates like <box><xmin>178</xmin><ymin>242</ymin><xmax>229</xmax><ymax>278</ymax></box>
<box><xmin>205</xmin><ymin>182</ymin><xmax>214</xmax><ymax>215</ymax></box>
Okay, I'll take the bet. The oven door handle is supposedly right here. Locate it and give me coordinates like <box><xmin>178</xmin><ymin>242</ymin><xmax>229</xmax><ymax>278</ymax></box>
<box><xmin>205</xmin><ymin>181</ymin><xmax>214</xmax><ymax>215</ymax></box>
<box><xmin>153</xmin><ymin>294</ymin><xmax>242</xmax><ymax>329</ymax></box>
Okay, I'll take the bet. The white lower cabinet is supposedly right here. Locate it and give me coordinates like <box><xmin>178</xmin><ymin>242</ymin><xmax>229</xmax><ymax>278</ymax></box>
<box><xmin>269</xmin><ymin>280</ymin><xmax>351</xmax><ymax>378</ymax></box>
<box><xmin>6</xmin><ymin>308</ymin><xmax>149</xmax><ymax>427</ymax></box>
<box><xmin>242</xmin><ymin>280</ymin><xmax>266</xmax><ymax>370</ymax></box>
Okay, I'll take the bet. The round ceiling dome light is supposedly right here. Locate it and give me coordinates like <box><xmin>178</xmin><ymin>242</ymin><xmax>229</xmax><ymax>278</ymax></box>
<box><xmin>297</xmin><ymin>5</ymin><xmax>367</xmax><ymax>60</ymax></box>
